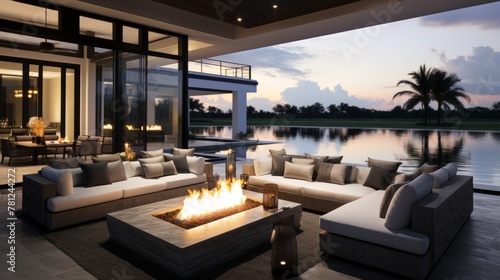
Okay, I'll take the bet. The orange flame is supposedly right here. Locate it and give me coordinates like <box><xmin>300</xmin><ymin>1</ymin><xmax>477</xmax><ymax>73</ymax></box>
<box><xmin>177</xmin><ymin>180</ymin><xmax>246</xmax><ymax>221</ymax></box>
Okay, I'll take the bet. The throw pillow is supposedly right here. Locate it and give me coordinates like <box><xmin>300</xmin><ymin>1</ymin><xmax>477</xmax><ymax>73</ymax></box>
<box><xmin>107</xmin><ymin>160</ymin><xmax>127</xmax><ymax>183</ymax></box>
<box><xmin>173</xmin><ymin>147</ymin><xmax>195</xmax><ymax>156</ymax></box>
<box><xmin>186</xmin><ymin>156</ymin><xmax>205</xmax><ymax>175</ymax></box>
<box><xmin>441</xmin><ymin>162</ymin><xmax>458</xmax><ymax>179</ymax></box>
<box><xmin>305</xmin><ymin>153</ymin><xmax>329</xmax><ymax>180</ymax></box>
<box><xmin>379</xmin><ymin>182</ymin><xmax>407</xmax><ymax>218</ymax></box>
<box><xmin>79</xmin><ymin>162</ymin><xmax>111</xmax><ymax>187</ymax></box>
<box><xmin>363</xmin><ymin>165</ymin><xmax>396</xmax><ymax>190</ymax></box>
<box><xmin>57</xmin><ymin>172</ymin><xmax>73</xmax><ymax>196</ymax></box>
<box><xmin>91</xmin><ymin>153</ymin><xmax>121</xmax><ymax>163</ymax></box>
<box><xmin>48</xmin><ymin>158</ymin><xmax>82</xmax><ymax>169</ymax></box>
<box><xmin>344</xmin><ymin>165</ymin><xmax>356</xmax><ymax>183</ymax></box>
<box><xmin>367</xmin><ymin>157</ymin><xmax>402</xmax><ymax>173</ymax></box>
<box><xmin>291</xmin><ymin>158</ymin><xmax>315</xmax><ymax>165</ymax></box>
<box><xmin>316</xmin><ymin>162</ymin><xmax>347</xmax><ymax>185</ymax></box>
<box><xmin>355</xmin><ymin>166</ymin><xmax>371</xmax><ymax>184</ymax></box>
<box><xmin>142</xmin><ymin>161</ymin><xmax>178</xmax><ymax>179</ymax></box>
<box><xmin>164</xmin><ymin>154</ymin><xmax>190</xmax><ymax>173</ymax></box>
<box><xmin>123</xmin><ymin>161</ymin><xmax>142</xmax><ymax>178</ymax></box>
<box><xmin>325</xmin><ymin>155</ymin><xmax>343</xmax><ymax>164</ymax></box>
<box><xmin>283</xmin><ymin>161</ymin><xmax>314</xmax><ymax>182</ymax></box>
<box><xmin>429</xmin><ymin>168</ymin><xmax>449</xmax><ymax>188</ymax></box>
<box><xmin>140</xmin><ymin>149</ymin><xmax>164</xmax><ymax>158</ymax></box>
<box><xmin>271</xmin><ymin>155</ymin><xmax>292</xmax><ymax>176</ymax></box>
<box><xmin>269</xmin><ymin>148</ymin><xmax>286</xmax><ymax>156</ymax></box>
<box><xmin>419</xmin><ymin>162</ymin><xmax>439</xmax><ymax>173</ymax></box>
<box><xmin>384</xmin><ymin>173</ymin><xmax>434</xmax><ymax>230</ymax></box>
<box><xmin>40</xmin><ymin>166</ymin><xmax>84</xmax><ymax>187</ymax></box>
<box><xmin>254</xmin><ymin>158</ymin><xmax>272</xmax><ymax>176</ymax></box>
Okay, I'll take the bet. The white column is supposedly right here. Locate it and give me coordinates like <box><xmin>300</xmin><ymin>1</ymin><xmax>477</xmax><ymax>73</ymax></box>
<box><xmin>232</xmin><ymin>90</ymin><xmax>247</xmax><ymax>138</ymax></box>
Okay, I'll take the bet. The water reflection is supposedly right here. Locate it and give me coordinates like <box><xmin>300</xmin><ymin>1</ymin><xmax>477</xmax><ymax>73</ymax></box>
<box><xmin>191</xmin><ymin>126</ymin><xmax>500</xmax><ymax>189</ymax></box>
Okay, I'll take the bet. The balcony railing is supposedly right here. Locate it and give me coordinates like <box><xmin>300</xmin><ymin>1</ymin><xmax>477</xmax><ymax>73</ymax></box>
<box><xmin>189</xmin><ymin>58</ymin><xmax>251</xmax><ymax>79</ymax></box>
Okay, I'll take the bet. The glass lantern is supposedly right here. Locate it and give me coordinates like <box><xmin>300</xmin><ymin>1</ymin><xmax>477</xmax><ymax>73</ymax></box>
<box><xmin>226</xmin><ymin>148</ymin><xmax>236</xmax><ymax>182</ymax></box>
<box><xmin>263</xmin><ymin>183</ymin><xmax>278</xmax><ymax>211</ymax></box>
<box><xmin>240</xmin><ymin>174</ymin><xmax>249</xmax><ymax>189</ymax></box>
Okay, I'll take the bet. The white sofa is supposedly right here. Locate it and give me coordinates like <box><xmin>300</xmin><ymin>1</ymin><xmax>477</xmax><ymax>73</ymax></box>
<box><xmin>22</xmin><ymin>155</ymin><xmax>214</xmax><ymax>230</ymax></box>
<box><xmin>242</xmin><ymin>156</ymin><xmax>406</xmax><ymax>212</ymax></box>
<box><xmin>243</xmin><ymin>155</ymin><xmax>473</xmax><ymax>279</ymax></box>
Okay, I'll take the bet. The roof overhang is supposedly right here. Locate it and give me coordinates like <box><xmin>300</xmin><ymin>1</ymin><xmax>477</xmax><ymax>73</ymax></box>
<box><xmin>51</xmin><ymin>0</ymin><xmax>500</xmax><ymax>59</ymax></box>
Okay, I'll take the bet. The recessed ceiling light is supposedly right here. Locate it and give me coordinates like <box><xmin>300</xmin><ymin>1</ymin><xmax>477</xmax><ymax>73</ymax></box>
<box><xmin>237</xmin><ymin>17</ymin><xmax>242</xmax><ymax>22</ymax></box>
<box><xmin>273</xmin><ymin>4</ymin><xmax>278</xmax><ymax>9</ymax></box>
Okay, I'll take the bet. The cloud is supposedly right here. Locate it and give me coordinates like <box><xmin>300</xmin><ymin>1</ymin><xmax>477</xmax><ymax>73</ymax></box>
<box><xmin>248</xmin><ymin>97</ymin><xmax>274</xmax><ymax>112</ymax></box>
<box><xmin>439</xmin><ymin>46</ymin><xmax>500</xmax><ymax>95</ymax></box>
<box><xmin>215</xmin><ymin>46</ymin><xmax>312</xmax><ymax>78</ymax></box>
<box><xmin>279</xmin><ymin>80</ymin><xmax>385</xmax><ymax>109</ymax></box>
<box><xmin>420</xmin><ymin>2</ymin><xmax>500</xmax><ymax>29</ymax></box>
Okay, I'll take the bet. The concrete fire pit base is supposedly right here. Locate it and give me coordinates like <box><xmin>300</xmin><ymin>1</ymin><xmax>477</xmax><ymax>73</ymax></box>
<box><xmin>106</xmin><ymin>190</ymin><xmax>302</xmax><ymax>278</ymax></box>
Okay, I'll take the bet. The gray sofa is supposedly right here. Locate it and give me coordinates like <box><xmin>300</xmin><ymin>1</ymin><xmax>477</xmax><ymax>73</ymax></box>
<box><xmin>22</xmin><ymin>157</ymin><xmax>214</xmax><ymax>230</ymax></box>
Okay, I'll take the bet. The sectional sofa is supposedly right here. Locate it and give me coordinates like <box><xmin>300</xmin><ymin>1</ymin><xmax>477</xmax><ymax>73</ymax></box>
<box><xmin>22</xmin><ymin>153</ymin><xmax>214</xmax><ymax>230</ymax></box>
<box><xmin>242</xmin><ymin>152</ymin><xmax>473</xmax><ymax>279</ymax></box>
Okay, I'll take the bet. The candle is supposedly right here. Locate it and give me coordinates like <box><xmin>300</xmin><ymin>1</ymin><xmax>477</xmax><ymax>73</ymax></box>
<box><xmin>228</xmin><ymin>164</ymin><xmax>233</xmax><ymax>178</ymax></box>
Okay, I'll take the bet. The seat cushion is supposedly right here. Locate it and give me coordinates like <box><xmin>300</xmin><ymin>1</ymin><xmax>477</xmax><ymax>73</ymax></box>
<box><xmin>248</xmin><ymin>174</ymin><xmax>304</xmax><ymax>195</ymax></box>
<box><xmin>47</xmin><ymin>184</ymin><xmax>123</xmax><ymax>212</ymax></box>
<box><xmin>156</xmin><ymin>173</ymin><xmax>206</xmax><ymax>190</ymax></box>
<box><xmin>301</xmin><ymin>182</ymin><xmax>376</xmax><ymax>204</ymax></box>
<box><xmin>115</xmin><ymin>176</ymin><xmax>168</xmax><ymax>198</ymax></box>
<box><xmin>320</xmin><ymin>191</ymin><xmax>430</xmax><ymax>255</ymax></box>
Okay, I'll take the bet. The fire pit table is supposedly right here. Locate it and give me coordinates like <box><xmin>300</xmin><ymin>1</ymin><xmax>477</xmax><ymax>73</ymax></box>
<box><xmin>106</xmin><ymin>190</ymin><xmax>302</xmax><ymax>278</ymax></box>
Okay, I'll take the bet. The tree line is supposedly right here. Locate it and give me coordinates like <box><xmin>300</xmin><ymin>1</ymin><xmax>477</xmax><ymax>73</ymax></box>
<box><xmin>190</xmin><ymin>64</ymin><xmax>500</xmax><ymax>123</ymax></box>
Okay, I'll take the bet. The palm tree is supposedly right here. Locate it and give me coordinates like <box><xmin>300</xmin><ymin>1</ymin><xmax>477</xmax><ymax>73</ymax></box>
<box><xmin>431</xmin><ymin>69</ymin><xmax>471</xmax><ymax>125</ymax></box>
<box><xmin>393</xmin><ymin>64</ymin><xmax>434</xmax><ymax>125</ymax></box>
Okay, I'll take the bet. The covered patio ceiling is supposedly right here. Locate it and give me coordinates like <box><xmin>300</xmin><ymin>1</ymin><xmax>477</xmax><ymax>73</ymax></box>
<box><xmin>57</xmin><ymin>0</ymin><xmax>499</xmax><ymax>59</ymax></box>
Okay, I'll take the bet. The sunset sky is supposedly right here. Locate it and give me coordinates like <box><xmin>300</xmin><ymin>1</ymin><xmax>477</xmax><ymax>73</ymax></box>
<box><xmin>197</xmin><ymin>1</ymin><xmax>500</xmax><ymax>112</ymax></box>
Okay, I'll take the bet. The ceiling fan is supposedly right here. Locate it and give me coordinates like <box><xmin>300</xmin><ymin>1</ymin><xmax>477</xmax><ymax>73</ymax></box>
<box><xmin>39</xmin><ymin>8</ymin><xmax>78</xmax><ymax>54</ymax></box>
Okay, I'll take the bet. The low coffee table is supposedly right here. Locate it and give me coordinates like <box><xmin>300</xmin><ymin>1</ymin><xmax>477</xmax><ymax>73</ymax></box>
<box><xmin>106</xmin><ymin>190</ymin><xmax>302</xmax><ymax>278</ymax></box>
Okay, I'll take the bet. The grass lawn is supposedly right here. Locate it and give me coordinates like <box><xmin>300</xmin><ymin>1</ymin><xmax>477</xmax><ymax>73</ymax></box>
<box><xmin>190</xmin><ymin>118</ymin><xmax>500</xmax><ymax>131</ymax></box>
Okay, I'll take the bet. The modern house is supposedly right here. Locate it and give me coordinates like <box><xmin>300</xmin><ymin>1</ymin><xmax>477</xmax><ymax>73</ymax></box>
<box><xmin>1</xmin><ymin>0</ymin><xmax>495</xmax><ymax>153</ymax></box>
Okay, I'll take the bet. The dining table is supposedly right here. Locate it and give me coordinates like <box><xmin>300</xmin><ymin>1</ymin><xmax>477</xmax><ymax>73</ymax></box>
<box><xmin>16</xmin><ymin>141</ymin><xmax>74</xmax><ymax>165</ymax></box>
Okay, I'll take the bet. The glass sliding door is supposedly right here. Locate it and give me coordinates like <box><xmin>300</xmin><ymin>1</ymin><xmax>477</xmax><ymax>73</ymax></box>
<box><xmin>0</xmin><ymin>61</ymin><xmax>23</xmax><ymax>128</ymax></box>
<box><xmin>41</xmin><ymin>66</ymin><xmax>62</xmax><ymax>134</ymax></box>
<box><xmin>147</xmin><ymin>56</ymin><xmax>181</xmax><ymax>148</ymax></box>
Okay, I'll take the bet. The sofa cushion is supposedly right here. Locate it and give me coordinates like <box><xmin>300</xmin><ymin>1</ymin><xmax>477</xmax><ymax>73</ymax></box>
<box><xmin>48</xmin><ymin>158</ymin><xmax>82</xmax><ymax>169</ymax></box>
<box><xmin>384</xmin><ymin>173</ymin><xmax>434</xmax><ymax>230</ymax></box>
<box><xmin>142</xmin><ymin>161</ymin><xmax>178</xmax><ymax>179</ymax></box>
<box><xmin>344</xmin><ymin>165</ymin><xmax>356</xmax><ymax>183</ymax></box>
<box><xmin>164</xmin><ymin>154</ymin><xmax>190</xmax><ymax>173</ymax></box>
<box><xmin>173</xmin><ymin>147</ymin><xmax>195</xmax><ymax>156</ymax></box>
<box><xmin>248</xmin><ymin>175</ymin><xmax>304</xmax><ymax>195</ymax></box>
<box><xmin>379</xmin><ymin>182</ymin><xmax>407</xmax><ymax>218</ymax></box>
<box><xmin>429</xmin><ymin>168</ymin><xmax>449</xmax><ymax>188</ymax></box>
<box><xmin>138</xmin><ymin>156</ymin><xmax>165</xmax><ymax>176</ymax></box>
<box><xmin>57</xmin><ymin>172</ymin><xmax>73</xmax><ymax>196</ymax></box>
<box><xmin>254</xmin><ymin>158</ymin><xmax>272</xmax><ymax>176</ymax></box>
<box><xmin>156</xmin><ymin>173</ymin><xmax>207</xmax><ymax>190</ymax></box>
<box><xmin>80</xmin><ymin>162</ymin><xmax>112</xmax><ymax>187</ymax></box>
<box><xmin>320</xmin><ymin>191</ymin><xmax>430</xmax><ymax>255</ymax></box>
<box><xmin>271</xmin><ymin>155</ymin><xmax>291</xmax><ymax>176</ymax></box>
<box><xmin>107</xmin><ymin>160</ymin><xmax>127</xmax><ymax>183</ymax></box>
<box><xmin>47</xmin><ymin>184</ymin><xmax>124</xmax><ymax>212</ymax></box>
<box><xmin>91</xmin><ymin>153</ymin><xmax>121</xmax><ymax>163</ymax></box>
<box><xmin>301</xmin><ymin>182</ymin><xmax>376</xmax><ymax>204</ymax></box>
<box><xmin>140</xmin><ymin>149</ymin><xmax>164</xmax><ymax>158</ymax></box>
<box><xmin>367</xmin><ymin>157</ymin><xmax>402</xmax><ymax>173</ymax></box>
<box><xmin>363</xmin><ymin>165</ymin><xmax>395</xmax><ymax>190</ymax></box>
<box><xmin>40</xmin><ymin>166</ymin><xmax>84</xmax><ymax>187</ymax></box>
<box><xmin>186</xmin><ymin>156</ymin><xmax>205</xmax><ymax>175</ymax></box>
<box><xmin>283</xmin><ymin>161</ymin><xmax>314</xmax><ymax>182</ymax></box>
<box><xmin>316</xmin><ymin>162</ymin><xmax>347</xmax><ymax>185</ymax></box>
<box><xmin>115</xmin><ymin>176</ymin><xmax>167</xmax><ymax>198</ymax></box>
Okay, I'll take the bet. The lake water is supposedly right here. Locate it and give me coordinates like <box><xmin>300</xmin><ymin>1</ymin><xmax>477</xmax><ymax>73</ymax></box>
<box><xmin>191</xmin><ymin>126</ymin><xmax>500</xmax><ymax>191</ymax></box>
